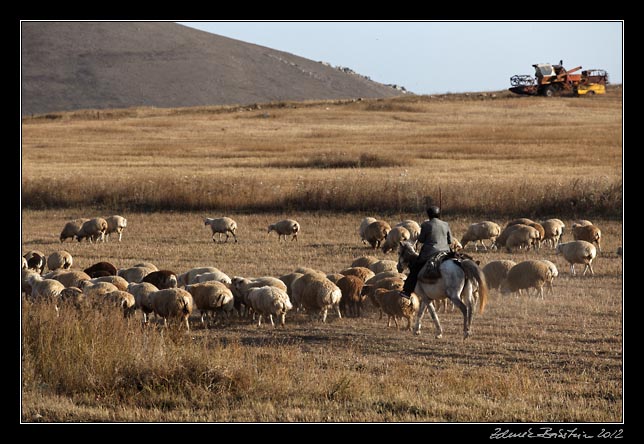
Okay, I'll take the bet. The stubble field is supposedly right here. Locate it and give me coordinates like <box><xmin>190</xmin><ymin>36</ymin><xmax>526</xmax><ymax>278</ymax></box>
<box><xmin>20</xmin><ymin>88</ymin><xmax>623</xmax><ymax>424</ymax></box>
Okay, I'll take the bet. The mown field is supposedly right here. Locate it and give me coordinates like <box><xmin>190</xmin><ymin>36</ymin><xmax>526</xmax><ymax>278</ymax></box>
<box><xmin>20</xmin><ymin>87</ymin><xmax>623</xmax><ymax>425</ymax></box>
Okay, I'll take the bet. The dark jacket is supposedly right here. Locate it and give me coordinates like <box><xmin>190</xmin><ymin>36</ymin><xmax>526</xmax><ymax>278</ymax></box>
<box><xmin>417</xmin><ymin>218</ymin><xmax>453</xmax><ymax>261</ymax></box>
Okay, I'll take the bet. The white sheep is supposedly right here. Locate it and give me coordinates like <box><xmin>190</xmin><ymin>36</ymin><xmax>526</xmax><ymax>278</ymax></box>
<box><xmin>46</xmin><ymin>251</ymin><xmax>73</xmax><ymax>271</ymax></box>
<box><xmin>185</xmin><ymin>281</ymin><xmax>234</xmax><ymax>327</ymax></box>
<box><xmin>350</xmin><ymin>255</ymin><xmax>379</xmax><ymax>269</ymax></box>
<box><xmin>381</xmin><ymin>226</ymin><xmax>411</xmax><ymax>254</ymax></box>
<box><xmin>395</xmin><ymin>220</ymin><xmax>421</xmax><ymax>245</ymax></box>
<box><xmin>460</xmin><ymin>221</ymin><xmax>501</xmax><ymax>251</ymax></box>
<box><xmin>132</xmin><ymin>262</ymin><xmax>159</xmax><ymax>271</ymax></box>
<box><xmin>504</xmin><ymin>225</ymin><xmax>541</xmax><ymax>252</ymax></box>
<box><xmin>482</xmin><ymin>260</ymin><xmax>516</xmax><ymax>290</ymax></box>
<box><xmin>76</xmin><ymin>217</ymin><xmax>108</xmax><ymax>242</ymax></box>
<box><xmin>358</xmin><ymin>217</ymin><xmax>377</xmax><ymax>245</ymax></box>
<box><xmin>45</xmin><ymin>269</ymin><xmax>92</xmax><ymax>288</ymax></box>
<box><xmin>81</xmin><ymin>281</ymin><xmax>120</xmax><ymax>299</ymax></box>
<box><xmin>506</xmin><ymin>218</ymin><xmax>535</xmax><ymax>228</ymax></box>
<box><xmin>102</xmin><ymin>290</ymin><xmax>137</xmax><ymax>318</ymax></box>
<box><xmin>204</xmin><ymin>217</ymin><xmax>238</xmax><ymax>243</ymax></box>
<box><xmin>363</xmin><ymin>220</ymin><xmax>391</xmax><ymax>249</ymax></box>
<box><xmin>59</xmin><ymin>218</ymin><xmax>89</xmax><ymax>242</ymax></box>
<box><xmin>540</xmin><ymin>260</ymin><xmax>559</xmax><ymax>294</ymax></box>
<box><xmin>556</xmin><ymin>241</ymin><xmax>597</xmax><ymax>276</ymax></box>
<box><xmin>104</xmin><ymin>215</ymin><xmax>127</xmax><ymax>242</ymax></box>
<box><xmin>23</xmin><ymin>250</ymin><xmax>46</xmax><ymax>274</ymax></box>
<box><xmin>268</xmin><ymin>219</ymin><xmax>300</xmax><ymax>241</ymax></box>
<box><xmin>117</xmin><ymin>266</ymin><xmax>155</xmax><ymax>283</ymax></box>
<box><xmin>231</xmin><ymin>276</ymin><xmax>288</xmax><ymax>316</ymax></box>
<box><xmin>177</xmin><ymin>266</ymin><xmax>221</xmax><ymax>286</ymax></box>
<box><xmin>193</xmin><ymin>270</ymin><xmax>232</xmax><ymax>285</ymax></box>
<box><xmin>500</xmin><ymin>260</ymin><xmax>553</xmax><ymax>298</ymax></box>
<box><xmin>572</xmin><ymin>219</ymin><xmax>593</xmax><ymax>228</ymax></box>
<box><xmin>89</xmin><ymin>275</ymin><xmax>130</xmax><ymax>291</ymax></box>
<box><xmin>28</xmin><ymin>274</ymin><xmax>65</xmax><ymax>304</ymax></box>
<box><xmin>541</xmin><ymin>219</ymin><xmax>566</xmax><ymax>248</ymax></box>
<box><xmin>247</xmin><ymin>286</ymin><xmax>293</xmax><ymax>327</ymax></box>
<box><xmin>291</xmin><ymin>272</ymin><xmax>342</xmax><ymax>323</ymax></box>
<box><xmin>127</xmin><ymin>281</ymin><xmax>159</xmax><ymax>323</ymax></box>
<box><xmin>368</xmin><ymin>259</ymin><xmax>399</xmax><ymax>274</ymax></box>
<box><xmin>148</xmin><ymin>288</ymin><xmax>194</xmax><ymax>331</ymax></box>
<box><xmin>572</xmin><ymin>224</ymin><xmax>602</xmax><ymax>253</ymax></box>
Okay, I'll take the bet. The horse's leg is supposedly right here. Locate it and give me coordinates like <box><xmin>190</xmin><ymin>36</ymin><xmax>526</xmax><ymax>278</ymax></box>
<box><xmin>448</xmin><ymin>285</ymin><xmax>470</xmax><ymax>339</ymax></box>
<box><xmin>413</xmin><ymin>298</ymin><xmax>429</xmax><ymax>335</ymax></box>
<box><xmin>424</xmin><ymin>300</ymin><xmax>444</xmax><ymax>339</ymax></box>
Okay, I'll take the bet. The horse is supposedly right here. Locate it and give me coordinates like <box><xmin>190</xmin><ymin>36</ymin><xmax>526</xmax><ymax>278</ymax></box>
<box><xmin>396</xmin><ymin>241</ymin><xmax>488</xmax><ymax>339</ymax></box>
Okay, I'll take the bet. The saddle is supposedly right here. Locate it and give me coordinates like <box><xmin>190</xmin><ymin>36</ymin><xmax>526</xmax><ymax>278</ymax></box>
<box><xmin>419</xmin><ymin>250</ymin><xmax>474</xmax><ymax>281</ymax></box>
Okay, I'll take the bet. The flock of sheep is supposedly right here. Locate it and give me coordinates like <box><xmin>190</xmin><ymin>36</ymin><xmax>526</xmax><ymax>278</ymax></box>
<box><xmin>20</xmin><ymin>213</ymin><xmax>619</xmax><ymax>335</ymax></box>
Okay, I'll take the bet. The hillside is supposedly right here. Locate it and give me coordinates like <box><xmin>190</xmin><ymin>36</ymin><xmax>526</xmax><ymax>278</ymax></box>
<box><xmin>20</xmin><ymin>21</ymin><xmax>406</xmax><ymax>115</ymax></box>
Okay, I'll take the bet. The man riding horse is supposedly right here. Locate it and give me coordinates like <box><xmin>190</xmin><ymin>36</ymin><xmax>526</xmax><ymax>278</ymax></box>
<box><xmin>400</xmin><ymin>205</ymin><xmax>454</xmax><ymax>299</ymax></box>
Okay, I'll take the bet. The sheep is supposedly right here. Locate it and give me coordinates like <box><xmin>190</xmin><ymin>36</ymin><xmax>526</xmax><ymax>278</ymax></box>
<box><xmin>350</xmin><ymin>255</ymin><xmax>379</xmax><ymax>269</ymax></box>
<box><xmin>89</xmin><ymin>275</ymin><xmax>130</xmax><ymax>291</ymax></box>
<box><xmin>148</xmin><ymin>288</ymin><xmax>194</xmax><ymax>330</ymax></box>
<box><xmin>504</xmin><ymin>225</ymin><xmax>541</xmax><ymax>252</ymax></box>
<box><xmin>337</xmin><ymin>275</ymin><xmax>365</xmax><ymax>318</ymax></box>
<box><xmin>204</xmin><ymin>216</ymin><xmax>238</xmax><ymax>243</ymax></box>
<box><xmin>358</xmin><ymin>217</ymin><xmax>377</xmax><ymax>245</ymax></box>
<box><xmin>268</xmin><ymin>219</ymin><xmax>300</xmax><ymax>241</ymax></box>
<box><xmin>76</xmin><ymin>217</ymin><xmax>108</xmax><ymax>243</ymax></box>
<box><xmin>247</xmin><ymin>286</ymin><xmax>293</xmax><ymax>327</ymax></box>
<box><xmin>381</xmin><ymin>226</ymin><xmax>411</xmax><ymax>254</ymax></box>
<box><xmin>361</xmin><ymin>276</ymin><xmax>404</xmax><ymax>319</ymax></box>
<box><xmin>231</xmin><ymin>276</ymin><xmax>288</xmax><ymax>316</ymax></box>
<box><xmin>127</xmin><ymin>282</ymin><xmax>159</xmax><ymax>323</ymax></box>
<box><xmin>364</xmin><ymin>271</ymin><xmax>407</xmax><ymax>286</ymax></box>
<box><xmin>46</xmin><ymin>269</ymin><xmax>92</xmax><ymax>288</ymax></box>
<box><xmin>572</xmin><ymin>219</ymin><xmax>594</xmax><ymax>228</ymax></box>
<box><xmin>279</xmin><ymin>272</ymin><xmax>305</xmax><ymax>300</ymax></box>
<box><xmin>22</xmin><ymin>256</ymin><xmax>27</xmax><ymax>270</ymax></box>
<box><xmin>59</xmin><ymin>218</ymin><xmax>89</xmax><ymax>242</ymax></box>
<box><xmin>59</xmin><ymin>287</ymin><xmax>88</xmax><ymax>311</ymax></box>
<box><xmin>373</xmin><ymin>288</ymin><xmax>420</xmax><ymax>330</ymax></box>
<box><xmin>368</xmin><ymin>259</ymin><xmax>399</xmax><ymax>274</ymax></box>
<box><xmin>460</xmin><ymin>221</ymin><xmax>501</xmax><ymax>251</ymax></box>
<box><xmin>117</xmin><ymin>266</ymin><xmax>155</xmax><ymax>283</ymax></box>
<box><xmin>500</xmin><ymin>260</ymin><xmax>553</xmax><ymax>298</ymax></box>
<box><xmin>22</xmin><ymin>268</ymin><xmax>41</xmax><ymax>297</ymax></box>
<box><xmin>363</xmin><ymin>220</ymin><xmax>391</xmax><ymax>249</ymax></box>
<box><xmin>185</xmin><ymin>281</ymin><xmax>235</xmax><ymax>327</ymax></box>
<box><xmin>81</xmin><ymin>281</ymin><xmax>120</xmax><ymax>299</ymax></box>
<box><xmin>46</xmin><ymin>251</ymin><xmax>73</xmax><ymax>271</ymax></box>
<box><xmin>100</xmin><ymin>290</ymin><xmax>137</xmax><ymax>318</ymax></box>
<box><xmin>482</xmin><ymin>260</ymin><xmax>516</xmax><ymax>290</ymax></box>
<box><xmin>177</xmin><ymin>266</ymin><xmax>221</xmax><ymax>286</ymax></box>
<box><xmin>556</xmin><ymin>241</ymin><xmax>597</xmax><ymax>276</ymax></box>
<box><xmin>83</xmin><ymin>261</ymin><xmax>118</xmax><ymax>278</ymax></box>
<box><xmin>541</xmin><ymin>219</ymin><xmax>566</xmax><ymax>248</ymax></box>
<box><xmin>27</xmin><ymin>274</ymin><xmax>66</xmax><ymax>314</ymax></box>
<box><xmin>325</xmin><ymin>273</ymin><xmax>345</xmax><ymax>285</ymax></box>
<box><xmin>291</xmin><ymin>272</ymin><xmax>342</xmax><ymax>323</ymax></box>
<box><xmin>293</xmin><ymin>266</ymin><xmax>326</xmax><ymax>277</ymax></box>
<box><xmin>506</xmin><ymin>218</ymin><xmax>535</xmax><ymax>228</ymax></box>
<box><xmin>540</xmin><ymin>260</ymin><xmax>559</xmax><ymax>294</ymax></box>
<box><xmin>339</xmin><ymin>266</ymin><xmax>375</xmax><ymax>283</ymax></box>
<box><xmin>142</xmin><ymin>270</ymin><xmax>178</xmax><ymax>290</ymax></box>
<box><xmin>396</xmin><ymin>220</ymin><xmax>421</xmax><ymax>245</ymax></box>
<box><xmin>132</xmin><ymin>262</ymin><xmax>159</xmax><ymax>271</ymax></box>
<box><xmin>104</xmin><ymin>215</ymin><xmax>127</xmax><ymax>242</ymax></box>
<box><xmin>23</xmin><ymin>250</ymin><xmax>46</xmax><ymax>274</ymax></box>
<box><xmin>528</xmin><ymin>222</ymin><xmax>545</xmax><ymax>249</ymax></box>
<box><xmin>572</xmin><ymin>224</ymin><xmax>602</xmax><ymax>253</ymax></box>
<box><xmin>193</xmin><ymin>270</ymin><xmax>232</xmax><ymax>285</ymax></box>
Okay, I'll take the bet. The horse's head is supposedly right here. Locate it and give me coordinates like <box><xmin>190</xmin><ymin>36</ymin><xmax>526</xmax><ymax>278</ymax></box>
<box><xmin>397</xmin><ymin>241</ymin><xmax>418</xmax><ymax>272</ymax></box>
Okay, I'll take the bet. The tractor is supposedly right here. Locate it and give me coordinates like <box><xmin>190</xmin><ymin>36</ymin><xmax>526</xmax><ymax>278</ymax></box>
<box><xmin>509</xmin><ymin>61</ymin><xmax>608</xmax><ymax>97</ymax></box>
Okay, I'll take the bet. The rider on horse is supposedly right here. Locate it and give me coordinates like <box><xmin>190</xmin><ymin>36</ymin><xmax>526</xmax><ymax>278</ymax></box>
<box><xmin>400</xmin><ymin>205</ymin><xmax>454</xmax><ymax>299</ymax></box>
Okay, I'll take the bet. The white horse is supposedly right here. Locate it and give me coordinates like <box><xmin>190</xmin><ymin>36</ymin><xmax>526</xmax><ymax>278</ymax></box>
<box><xmin>397</xmin><ymin>241</ymin><xmax>488</xmax><ymax>339</ymax></box>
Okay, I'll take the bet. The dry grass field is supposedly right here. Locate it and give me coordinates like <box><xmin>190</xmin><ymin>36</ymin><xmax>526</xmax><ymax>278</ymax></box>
<box><xmin>20</xmin><ymin>88</ymin><xmax>623</xmax><ymax>425</ymax></box>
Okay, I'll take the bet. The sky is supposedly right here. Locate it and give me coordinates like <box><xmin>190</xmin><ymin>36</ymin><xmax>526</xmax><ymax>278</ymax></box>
<box><xmin>178</xmin><ymin>21</ymin><xmax>623</xmax><ymax>95</ymax></box>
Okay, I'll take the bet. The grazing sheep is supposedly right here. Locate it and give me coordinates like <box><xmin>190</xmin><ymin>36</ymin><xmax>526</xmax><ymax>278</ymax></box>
<box><xmin>293</xmin><ymin>266</ymin><xmax>326</xmax><ymax>277</ymax></box>
<box><xmin>84</xmin><ymin>261</ymin><xmax>118</xmax><ymax>278</ymax></box>
<box><xmin>460</xmin><ymin>221</ymin><xmax>502</xmax><ymax>251</ymax></box>
<box><xmin>142</xmin><ymin>270</ymin><xmax>178</xmax><ymax>290</ymax></box>
<box><xmin>118</xmin><ymin>266</ymin><xmax>155</xmax><ymax>283</ymax></box>
<box><xmin>368</xmin><ymin>259</ymin><xmax>399</xmax><ymax>274</ymax></box>
<box><xmin>326</xmin><ymin>273</ymin><xmax>345</xmax><ymax>285</ymax></box>
<box><xmin>572</xmin><ymin>219</ymin><xmax>593</xmax><ymax>228</ymax></box>
<box><xmin>337</xmin><ymin>275</ymin><xmax>365</xmax><ymax>318</ymax></box>
<box><xmin>24</xmin><ymin>250</ymin><xmax>46</xmax><ymax>274</ymax></box>
<box><xmin>494</xmin><ymin>224</ymin><xmax>532</xmax><ymax>250</ymax></box>
<box><xmin>374</xmin><ymin>288</ymin><xmax>420</xmax><ymax>330</ymax></box>
<box><xmin>541</xmin><ymin>219</ymin><xmax>566</xmax><ymax>248</ymax></box>
<box><xmin>500</xmin><ymin>260</ymin><xmax>553</xmax><ymax>298</ymax></box>
<box><xmin>364</xmin><ymin>271</ymin><xmax>407</xmax><ymax>286</ymax></box>
<box><xmin>104</xmin><ymin>215</ymin><xmax>127</xmax><ymax>242</ymax></box>
<box><xmin>185</xmin><ymin>281</ymin><xmax>234</xmax><ymax>327</ymax></box>
<box><xmin>504</xmin><ymin>225</ymin><xmax>541</xmax><ymax>252</ymax></box>
<box><xmin>81</xmin><ymin>281</ymin><xmax>120</xmax><ymax>299</ymax></box>
<box><xmin>279</xmin><ymin>272</ymin><xmax>305</xmax><ymax>300</ymax></box>
<box><xmin>204</xmin><ymin>216</ymin><xmax>238</xmax><ymax>243</ymax></box>
<box><xmin>247</xmin><ymin>286</ymin><xmax>293</xmax><ymax>327</ymax></box>
<box><xmin>482</xmin><ymin>260</ymin><xmax>516</xmax><ymax>290</ymax></box>
<box><xmin>361</xmin><ymin>276</ymin><xmax>405</xmax><ymax>319</ymax></box>
<box><xmin>527</xmin><ymin>222</ymin><xmax>545</xmax><ymax>249</ymax></box>
<box><xmin>22</xmin><ymin>269</ymin><xmax>40</xmax><ymax>297</ymax></box>
<box><xmin>127</xmin><ymin>282</ymin><xmax>159</xmax><ymax>323</ymax></box>
<box><xmin>148</xmin><ymin>288</ymin><xmax>194</xmax><ymax>331</ymax></box>
<box><xmin>556</xmin><ymin>241</ymin><xmax>597</xmax><ymax>276</ymax></box>
<box><xmin>59</xmin><ymin>218</ymin><xmax>89</xmax><ymax>242</ymax></box>
<box><xmin>231</xmin><ymin>276</ymin><xmax>288</xmax><ymax>316</ymax></box>
<box><xmin>363</xmin><ymin>220</ymin><xmax>391</xmax><ymax>249</ymax></box>
<box><xmin>193</xmin><ymin>270</ymin><xmax>232</xmax><ymax>285</ymax></box>
<box><xmin>268</xmin><ymin>219</ymin><xmax>300</xmax><ymax>241</ymax></box>
<box><xmin>46</xmin><ymin>269</ymin><xmax>92</xmax><ymax>288</ymax></box>
<box><xmin>76</xmin><ymin>217</ymin><xmax>108</xmax><ymax>242</ymax></box>
<box><xmin>350</xmin><ymin>255</ymin><xmax>379</xmax><ymax>269</ymax></box>
<box><xmin>101</xmin><ymin>290</ymin><xmax>137</xmax><ymax>318</ymax></box>
<box><xmin>27</xmin><ymin>274</ymin><xmax>66</xmax><ymax>315</ymax></box>
<box><xmin>89</xmin><ymin>275</ymin><xmax>130</xmax><ymax>291</ymax></box>
<box><xmin>396</xmin><ymin>220</ymin><xmax>421</xmax><ymax>245</ymax></box>
<box><xmin>59</xmin><ymin>287</ymin><xmax>88</xmax><ymax>310</ymax></box>
<box><xmin>572</xmin><ymin>224</ymin><xmax>602</xmax><ymax>253</ymax></box>
<box><xmin>339</xmin><ymin>266</ymin><xmax>375</xmax><ymax>283</ymax></box>
<box><xmin>46</xmin><ymin>251</ymin><xmax>73</xmax><ymax>271</ymax></box>
<box><xmin>291</xmin><ymin>273</ymin><xmax>342</xmax><ymax>323</ymax></box>
<box><xmin>381</xmin><ymin>226</ymin><xmax>411</xmax><ymax>254</ymax></box>
<box><xmin>132</xmin><ymin>262</ymin><xmax>159</xmax><ymax>271</ymax></box>
<box><xmin>506</xmin><ymin>218</ymin><xmax>535</xmax><ymax>228</ymax></box>
<box><xmin>358</xmin><ymin>217</ymin><xmax>378</xmax><ymax>245</ymax></box>
<box><xmin>177</xmin><ymin>266</ymin><xmax>221</xmax><ymax>286</ymax></box>
<box><xmin>540</xmin><ymin>260</ymin><xmax>559</xmax><ymax>294</ymax></box>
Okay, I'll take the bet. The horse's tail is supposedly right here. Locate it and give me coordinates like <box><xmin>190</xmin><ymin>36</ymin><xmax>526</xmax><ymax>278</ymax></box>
<box><xmin>460</xmin><ymin>259</ymin><xmax>488</xmax><ymax>314</ymax></box>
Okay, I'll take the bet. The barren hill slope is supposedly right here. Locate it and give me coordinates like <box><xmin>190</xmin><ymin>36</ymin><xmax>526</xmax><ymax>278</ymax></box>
<box><xmin>21</xmin><ymin>22</ymin><xmax>406</xmax><ymax>115</ymax></box>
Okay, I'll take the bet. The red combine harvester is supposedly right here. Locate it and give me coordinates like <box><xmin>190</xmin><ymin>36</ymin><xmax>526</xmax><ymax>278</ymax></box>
<box><xmin>509</xmin><ymin>61</ymin><xmax>608</xmax><ymax>97</ymax></box>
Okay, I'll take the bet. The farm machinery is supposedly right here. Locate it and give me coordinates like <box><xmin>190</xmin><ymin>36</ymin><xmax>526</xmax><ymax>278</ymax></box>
<box><xmin>509</xmin><ymin>61</ymin><xmax>608</xmax><ymax>97</ymax></box>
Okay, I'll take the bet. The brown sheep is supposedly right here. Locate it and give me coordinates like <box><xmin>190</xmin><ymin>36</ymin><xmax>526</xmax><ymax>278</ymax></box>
<box><xmin>84</xmin><ymin>261</ymin><xmax>118</xmax><ymax>278</ymax></box>
<box><xmin>339</xmin><ymin>266</ymin><xmax>375</xmax><ymax>283</ymax></box>
<box><xmin>374</xmin><ymin>288</ymin><xmax>419</xmax><ymax>330</ymax></box>
<box><xmin>142</xmin><ymin>270</ymin><xmax>178</xmax><ymax>290</ymax></box>
<box><xmin>363</xmin><ymin>220</ymin><xmax>391</xmax><ymax>249</ymax></box>
<box><xmin>337</xmin><ymin>275</ymin><xmax>365</xmax><ymax>318</ymax></box>
<box><xmin>572</xmin><ymin>224</ymin><xmax>602</xmax><ymax>253</ymax></box>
